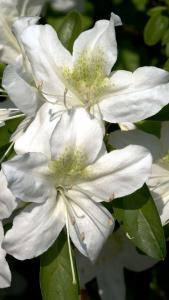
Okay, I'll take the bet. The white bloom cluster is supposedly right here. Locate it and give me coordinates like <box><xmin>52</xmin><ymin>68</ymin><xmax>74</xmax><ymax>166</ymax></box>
<box><xmin>0</xmin><ymin>0</ymin><xmax>169</xmax><ymax>298</ymax></box>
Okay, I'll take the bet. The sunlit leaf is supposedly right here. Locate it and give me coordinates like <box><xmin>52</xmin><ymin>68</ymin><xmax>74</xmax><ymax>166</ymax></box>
<box><xmin>113</xmin><ymin>184</ymin><xmax>166</xmax><ymax>260</ymax></box>
<box><xmin>144</xmin><ymin>13</ymin><xmax>169</xmax><ymax>46</ymax></box>
<box><xmin>58</xmin><ymin>11</ymin><xmax>82</xmax><ymax>52</ymax></box>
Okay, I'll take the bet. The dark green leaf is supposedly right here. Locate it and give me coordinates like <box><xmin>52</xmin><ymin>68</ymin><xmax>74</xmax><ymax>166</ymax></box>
<box><xmin>164</xmin><ymin>57</ymin><xmax>169</xmax><ymax>70</ymax></box>
<box><xmin>144</xmin><ymin>13</ymin><xmax>169</xmax><ymax>46</ymax></box>
<box><xmin>113</xmin><ymin>184</ymin><xmax>166</xmax><ymax>260</ymax></box>
<box><xmin>40</xmin><ymin>231</ymin><xmax>80</xmax><ymax>300</ymax></box>
<box><xmin>147</xmin><ymin>103</ymin><xmax>169</xmax><ymax>121</ymax></box>
<box><xmin>136</xmin><ymin>120</ymin><xmax>161</xmax><ymax>138</ymax></box>
<box><xmin>58</xmin><ymin>11</ymin><xmax>82</xmax><ymax>53</ymax></box>
<box><xmin>162</xmin><ymin>28</ymin><xmax>169</xmax><ymax>44</ymax></box>
<box><xmin>0</xmin><ymin>126</ymin><xmax>10</xmax><ymax>148</ymax></box>
<box><xmin>165</xmin><ymin>42</ymin><xmax>169</xmax><ymax>56</ymax></box>
<box><xmin>131</xmin><ymin>0</ymin><xmax>148</xmax><ymax>11</ymax></box>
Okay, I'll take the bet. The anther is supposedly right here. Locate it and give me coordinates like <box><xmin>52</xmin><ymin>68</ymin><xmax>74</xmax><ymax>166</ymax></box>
<box><xmin>80</xmin><ymin>232</ymin><xmax>85</xmax><ymax>241</ymax></box>
<box><xmin>126</xmin><ymin>233</ymin><xmax>134</xmax><ymax>240</ymax></box>
<box><xmin>108</xmin><ymin>218</ymin><xmax>113</xmax><ymax>226</ymax></box>
<box><xmin>109</xmin><ymin>193</ymin><xmax>114</xmax><ymax>202</ymax></box>
<box><xmin>71</xmin><ymin>216</ymin><xmax>76</xmax><ymax>225</ymax></box>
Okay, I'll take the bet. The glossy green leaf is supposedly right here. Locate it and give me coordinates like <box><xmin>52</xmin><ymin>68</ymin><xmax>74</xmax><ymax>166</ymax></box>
<box><xmin>58</xmin><ymin>11</ymin><xmax>82</xmax><ymax>53</ymax></box>
<box><xmin>47</xmin><ymin>16</ymin><xmax>65</xmax><ymax>32</ymax></box>
<box><xmin>113</xmin><ymin>184</ymin><xmax>166</xmax><ymax>260</ymax></box>
<box><xmin>144</xmin><ymin>13</ymin><xmax>169</xmax><ymax>46</ymax></box>
<box><xmin>40</xmin><ymin>231</ymin><xmax>80</xmax><ymax>300</ymax></box>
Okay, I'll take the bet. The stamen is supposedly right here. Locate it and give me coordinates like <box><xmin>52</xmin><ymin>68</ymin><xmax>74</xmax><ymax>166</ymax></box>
<box><xmin>109</xmin><ymin>193</ymin><xmax>114</xmax><ymax>202</ymax></box>
<box><xmin>64</xmin><ymin>88</ymin><xmax>68</xmax><ymax>109</ymax></box>
<box><xmin>0</xmin><ymin>109</ymin><xmax>25</xmax><ymax>122</ymax></box>
<box><xmin>74</xmin><ymin>185</ymin><xmax>107</xmax><ymax>202</ymax></box>
<box><xmin>49</xmin><ymin>109</ymin><xmax>65</xmax><ymax>122</ymax></box>
<box><xmin>65</xmin><ymin>191</ymin><xmax>111</xmax><ymax>230</ymax></box>
<box><xmin>80</xmin><ymin>232</ymin><xmax>85</xmax><ymax>241</ymax></box>
<box><xmin>0</xmin><ymin>141</ymin><xmax>14</xmax><ymax>164</ymax></box>
<box><xmin>59</xmin><ymin>189</ymin><xmax>77</xmax><ymax>285</ymax></box>
<box><xmin>3</xmin><ymin>113</ymin><xmax>25</xmax><ymax>121</ymax></box>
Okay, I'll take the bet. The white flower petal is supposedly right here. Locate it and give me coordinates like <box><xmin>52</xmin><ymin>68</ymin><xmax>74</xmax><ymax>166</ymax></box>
<box><xmin>0</xmin><ymin>16</ymin><xmax>20</xmax><ymax>64</ymax></box>
<box><xmin>109</xmin><ymin>129</ymin><xmax>162</xmax><ymax>162</ymax></box>
<box><xmin>51</xmin><ymin>108</ymin><xmax>103</xmax><ymax>165</ymax></box>
<box><xmin>97</xmin><ymin>264</ymin><xmax>125</xmax><ymax>300</ymax></box>
<box><xmin>76</xmin><ymin>228</ymin><xmax>156</xmax><ymax>300</ymax></box>
<box><xmin>0</xmin><ymin>0</ymin><xmax>46</xmax><ymax>64</ymax></box>
<box><xmin>10</xmin><ymin>116</ymin><xmax>33</xmax><ymax>142</ymax></box>
<box><xmin>0</xmin><ymin>222</ymin><xmax>11</xmax><ymax>288</ymax></box>
<box><xmin>0</xmin><ymin>171</ymin><xmax>16</xmax><ymax>220</ymax></box>
<box><xmin>2</xmin><ymin>62</ymin><xmax>42</xmax><ymax>116</ymax></box>
<box><xmin>73</xmin><ymin>13</ymin><xmax>121</xmax><ymax>75</ymax></box>
<box><xmin>21</xmin><ymin>24</ymin><xmax>72</xmax><ymax>103</ymax></box>
<box><xmin>148</xmin><ymin>161</ymin><xmax>169</xmax><ymax>226</ymax></box>
<box><xmin>51</xmin><ymin>0</ymin><xmax>84</xmax><ymax>12</ymax></box>
<box><xmin>14</xmin><ymin>103</ymin><xmax>63</xmax><ymax>156</ymax></box>
<box><xmin>67</xmin><ymin>190</ymin><xmax>114</xmax><ymax>261</ymax></box>
<box><xmin>99</xmin><ymin>67</ymin><xmax>169</xmax><ymax>122</ymax></box>
<box><xmin>15</xmin><ymin>0</ymin><xmax>47</xmax><ymax>17</ymax></box>
<box><xmin>12</xmin><ymin>16</ymin><xmax>40</xmax><ymax>48</ymax></box>
<box><xmin>3</xmin><ymin>193</ymin><xmax>65</xmax><ymax>260</ymax></box>
<box><xmin>2</xmin><ymin>152</ymin><xmax>52</xmax><ymax>203</ymax></box>
<box><xmin>78</xmin><ymin>145</ymin><xmax>152</xmax><ymax>201</ymax></box>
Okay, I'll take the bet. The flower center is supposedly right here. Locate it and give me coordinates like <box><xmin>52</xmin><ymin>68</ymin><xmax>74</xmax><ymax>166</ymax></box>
<box><xmin>48</xmin><ymin>148</ymin><xmax>89</xmax><ymax>188</ymax></box>
<box><xmin>62</xmin><ymin>49</ymin><xmax>110</xmax><ymax>108</ymax></box>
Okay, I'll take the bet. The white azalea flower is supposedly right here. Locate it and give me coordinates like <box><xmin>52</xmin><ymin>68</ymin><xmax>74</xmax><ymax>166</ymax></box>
<box><xmin>0</xmin><ymin>222</ymin><xmax>11</xmax><ymax>288</ymax></box>
<box><xmin>0</xmin><ymin>0</ymin><xmax>47</xmax><ymax>64</ymax></box>
<box><xmin>0</xmin><ymin>170</ymin><xmax>17</xmax><ymax>288</ymax></box>
<box><xmin>76</xmin><ymin>229</ymin><xmax>156</xmax><ymax>300</ymax></box>
<box><xmin>15</xmin><ymin>12</ymin><xmax>169</xmax><ymax>123</ymax></box>
<box><xmin>109</xmin><ymin>122</ymin><xmax>169</xmax><ymax>226</ymax></box>
<box><xmin>0</xmin><ymin>17</ymin><xmax>45</xmax><ymax>154</ymax></box>
<box><xmin>2</xmin><ymin>108</ymin><xmax>152</xmax><ymax>284</ymax></box>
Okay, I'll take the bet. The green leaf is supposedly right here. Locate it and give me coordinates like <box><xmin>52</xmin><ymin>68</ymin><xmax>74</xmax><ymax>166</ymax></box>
<box><xmin>0</xmin><ymin>126</ymin><xmax>10</xmax><ymax>148</ymax></box>
<box><xmin>113</xmin><ymin>184</ymin><xmax>166</xmax><ymax>260</ymax></box>
<box><xmin>164</xmin><ymin>57</ymin><xmax>169</xmax><ymax>70</ymax></box>
<box><xmin>136</xmin><ymin>120</ymin><xmax>161</xmax><ymax>138</ymax></box>
<box><xmin>58</xmin><ymin>11</ymin><xmax>82</xmax><ymax>53</ymax></box>
<box><xmin>147</xmin><ymin>103</ymin><xmax>169</xmax><ymax>121</ymax></box>
<box><xmin>0</xmin><ymin>117</ymin><xmax>24</xmax><ymax>161</ymax></box>
<box><xmin>40</xmin><ymin>231</ymin><xmax>80</xmax><ymax>300</ymax></box>
<box><xmin>144</xmin><ymin>13</ymin><xmax>169</xmax><ymax>46</ymax></box>
<box><xmin>162</xmin><ymin>28</ymin><xmax>169</xmax><ymax>44</ymax></box>
<box><xmin>147</xmin><ymin>6</ymin><xmax>167</xmax><ymax>17</ymax></box>
<box><xmin>165</xmin><ymin>42</ymin><xmax>169</xmax><ymax>56</ymax></box>
<box><xmin>131</xmin><ymin>0</ymin><xmax>148</xmax><ymax>11</ymax></box>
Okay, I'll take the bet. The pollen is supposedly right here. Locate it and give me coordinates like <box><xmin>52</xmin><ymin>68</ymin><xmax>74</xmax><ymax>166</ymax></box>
<box><xmin>48</xmin><ymin>148</ymin><xmax>89</xmax><ymax>187</ymax></box>
<box><xmin>62</xmin><ymin>49</ymin><xmax>110</xmax><ymax>108</ymax></box>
